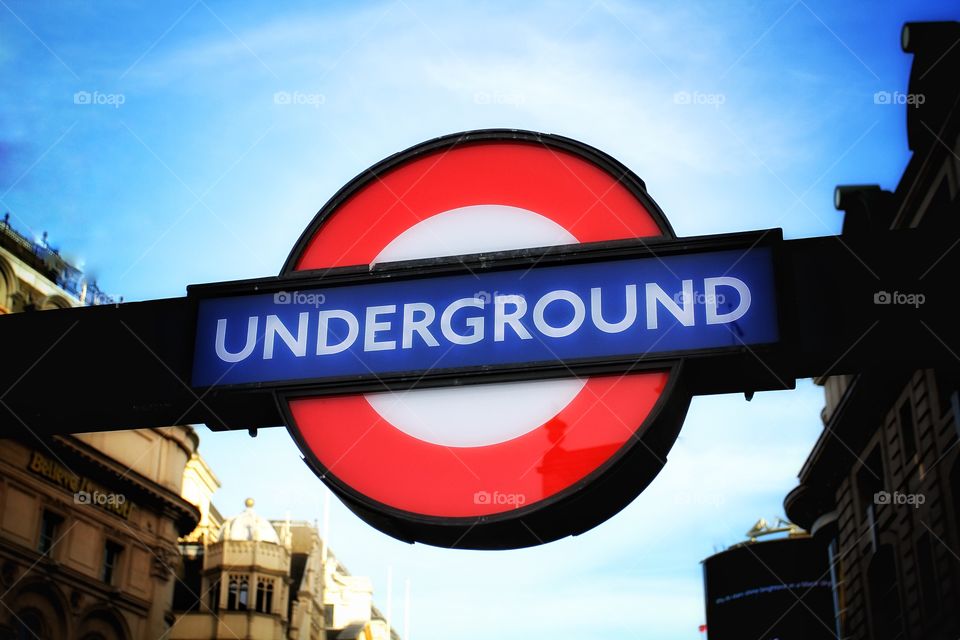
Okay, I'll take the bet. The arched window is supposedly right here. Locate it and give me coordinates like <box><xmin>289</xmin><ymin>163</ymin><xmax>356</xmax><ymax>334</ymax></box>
<box><xmin>256</xmin><ymin>579</ymin><xmax>265</xmax><ymax>612</ymax></box>
<box><xmin>255</xmin><ymin>579</ymin><xmax>275</xmax><ymax>613</ymax></box>
<box><xmin>77</xmin><ymin>608</ymin><xmax>129</xmax><ymax>640</ymax></box>
<box><xmin>227</xmin><ymin>576</ymin><xmax>238</xmax><ymax>610</ymax></box>
<box><xmin>226</xmin><ymin>575</ymin><xmax>249</xmax><ymax>610</ymax></box>
<box><xmin>238</xmin><ymin>576</ymin><xmax>249</xmax><ymax>611</ymax></box>
<box><xmin>6</xmin><ymin>584</ymin><xmax>68</xmax><ymax>639</ymax></box>
<box><xmin>15</xmin><ymin>608</ymin><xmax>47</xmax><ymax>640</ymax></box>
<box><xmin>0</xmin><ymin>271</ymin><xmax>8</xmax><ymax>313</ymax></box>
<box><xmin>40</xmin><ymin>295</ymin><xmax>71</xmax><ymax>311</ymax></box>
<box><xmin>0</xmin><ymin>257</ymin><xmax>13</xmax><ymax>314</ymax></box>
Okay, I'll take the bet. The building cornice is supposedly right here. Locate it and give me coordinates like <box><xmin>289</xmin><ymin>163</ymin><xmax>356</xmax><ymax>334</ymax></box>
<box><xmin>48</xmin><ymin>435</ymin><xmax>200</xmax><ymax>536</ymax></box>
<box><xmin>785</xmin><ymin>370</ymin><xmax>910</xmax><ymax>529</ymax></box>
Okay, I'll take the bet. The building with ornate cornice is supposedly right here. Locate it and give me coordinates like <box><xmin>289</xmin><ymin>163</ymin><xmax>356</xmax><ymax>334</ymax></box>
<box><xmin>0</xmin><ymin>217</ymin><xmax>401</xmax><ymax>640</ymax></box>
<box><xmin>0</xmin><ymin>217</ymin><xmax>202</xmax><ymax>639</ymax></box>
<box><xmin>0</xmin><ymin>427</ymin><xmax>202</xmax><ymax>639</ymax></box>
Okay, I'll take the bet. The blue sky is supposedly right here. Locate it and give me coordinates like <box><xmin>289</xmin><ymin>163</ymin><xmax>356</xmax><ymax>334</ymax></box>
<box><xmin>2</xmin><ymin>0</ymin><xmax>957</xmax><ymax>637</ymax></box>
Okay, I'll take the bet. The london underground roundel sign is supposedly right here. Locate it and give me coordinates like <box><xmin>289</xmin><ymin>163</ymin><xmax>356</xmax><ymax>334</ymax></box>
<box><xmin>277</xmin><ymin>130</ymin><xmax>692</xmax><ymax>549</ymax></box>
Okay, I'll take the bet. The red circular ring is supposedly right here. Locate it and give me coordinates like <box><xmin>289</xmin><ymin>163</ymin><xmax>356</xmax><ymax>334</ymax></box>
<box><xmin>285</xmin><ymin>136</ymin><xmax>672</xmax><ymax>518</ymax></box>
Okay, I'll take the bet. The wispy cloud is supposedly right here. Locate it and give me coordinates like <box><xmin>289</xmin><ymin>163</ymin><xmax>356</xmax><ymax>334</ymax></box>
<box><xmin>0</xmin><ymin>1</ymin><xmax>927</xmax><ymax>637</ymax></box>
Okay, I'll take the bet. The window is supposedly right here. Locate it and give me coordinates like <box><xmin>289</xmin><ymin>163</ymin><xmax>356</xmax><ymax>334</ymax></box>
<box><xmin>827</xmin><ymin>538</ymin><xmax>846</xmax><ymax>638</ymax></box>
<box><xmin>255</xmin><ymin>579</ymin><xmax>275</xmax><ymax>613</ymax></box>
<box><xmin>899</xmin><ymin>400</ymin><xmax>917</xmax><ymax>463</ymax></box>
<box><xmin>37</xmin><ymin>510</ymin><xmax>63</xmax><ymax>555</ymax></box>
<box><xmin>856</xmin><ymin>448</ymin><xmax>885</xmax><ymax>551</ymax></box>
<box><xmin>238</xmin><ymin>576</ymin><xmax>249</xmax><ymax>611</ymax></box>
<box><xmin>14</xmin><ymin>608</ymin><xmax>46</xmax><ymax>640</ymax></box>
<box><xmin>934</xmin><ymin>369</ymin><xmax>958</xmax><ymax>420</ymax></box>
<box><xmin>916</xmin><ymin>533</ymin><xmax>941</xmax><ymax>617</ymax></box>
<box><xmin>209</xmin><ymin>578</ymin><xmax>221</xmax><ymax>612</ymax></box>
<box><xmin>101</xmin><ymin>541</ymin><xmax>123</xmax><ymax>585</ymax></box>
<box><xmin>867</xmin><ymin>546</ymin><xmax>904</xmax><ymax>640</ymax></box>
<box><xmin>0</xmin><ymin>267</ymin><xmax>9</xmax><ymax>313</ymax></box>
<box><xmin>324</xmin><ymin>604</ymin><xmax>335</xmax><ymax>627</ymax></box>
<box><xmin>227</xmin><ymin>575</ymin><xmax>249</xmax><ymax>611</ymax></box>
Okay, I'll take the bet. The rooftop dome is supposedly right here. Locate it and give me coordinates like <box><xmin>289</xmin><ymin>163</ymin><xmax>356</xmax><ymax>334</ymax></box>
<box><xmin>215</xmin><ymin>498</ymin><xmax>280</xmax><ymax>544</ymax></box>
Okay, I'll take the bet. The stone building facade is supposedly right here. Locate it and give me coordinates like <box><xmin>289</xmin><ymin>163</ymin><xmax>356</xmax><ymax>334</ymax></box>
<box><xmin>1</xmin><ymin>216</ymin><xmax>401</xmax><ymax>640</ymax></box>
<box><xmin>1</xmin><ymin>217</ymin><xmax>203</xmax><ymax>639</ymax></box>
<box><xmin>169</xmin><ymin>498</ymin><xmax>397</xmax><ymax>640</ymax></box>
<box><xmin>0</xmin><ymin>428</ymin><xmax>202</xmax><ymax>639</ymax></box>
<box><xmin>784</xmin><ymin>21</ymin><xmax>960</xmax><ymax>640</ymax></box>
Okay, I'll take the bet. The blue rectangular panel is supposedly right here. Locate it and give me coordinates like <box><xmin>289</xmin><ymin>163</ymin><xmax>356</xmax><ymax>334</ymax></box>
<box><xmin>191</xmin><ymin>248</ymin><xmax>779</xmax><ymax>387</ymax></box>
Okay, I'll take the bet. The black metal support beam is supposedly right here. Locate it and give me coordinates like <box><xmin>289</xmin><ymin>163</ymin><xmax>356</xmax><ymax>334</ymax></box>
<box><xmin>0</xmin><ymin>297</ymin><xmax>281</xmax><ymax>435</ymax></box>
<box><xmin>1</xmin><ymin>227</ymin><xmax>957</xmax><ymax>437</ymax></box>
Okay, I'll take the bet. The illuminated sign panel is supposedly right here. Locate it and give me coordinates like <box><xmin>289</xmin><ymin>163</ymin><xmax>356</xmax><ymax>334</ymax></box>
<box><xmin>192</xmin><ymin>248</ymin><xmax>778</xmax><ymax>388</ymax></box>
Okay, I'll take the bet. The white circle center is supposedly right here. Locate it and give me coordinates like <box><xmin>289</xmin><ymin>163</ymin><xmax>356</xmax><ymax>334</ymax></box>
<box><xmin>365</xmin><ymin>205</ymin><xmax>586</xmax><ymax>448</ymax></box>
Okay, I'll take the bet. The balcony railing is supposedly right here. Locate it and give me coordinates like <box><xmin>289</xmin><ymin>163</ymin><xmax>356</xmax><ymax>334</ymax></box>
<box><xmin>1</xmin><ymin>216</ymin><xmax>117</xmax><ymax>306</ymax></box>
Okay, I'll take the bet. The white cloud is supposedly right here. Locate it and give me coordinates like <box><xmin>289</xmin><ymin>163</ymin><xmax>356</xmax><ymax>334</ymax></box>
<box><xmin>4</xmin><ymin>2</ymin><xmax>874</xmax><ymax>637</ymax></box>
